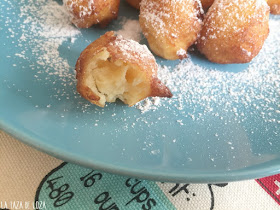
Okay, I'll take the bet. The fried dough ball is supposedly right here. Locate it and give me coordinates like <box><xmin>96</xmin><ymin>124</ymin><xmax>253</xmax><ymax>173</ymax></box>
<box><xmin>63</xmin><ymin>0</ymin><xmax>120</xmax><ymax>28</ymax></box>
<box><xmin>267</xmin><ymin>0</ymin><xmax>280</xmax><ymax>14</ymax></box>
<box><xmin>201</xmin><ymin>0</ymin><xmax>214</xmax><ymax>10</ymax></box>
<box><xmin>197</xmin><ymin>0</ymin><xmax>270</xmax><ymax>64</ymax></box>
<box><xmin>76</xmin><ymin>31</ymin><xmax>172</xmax><ymax>107</ymax></box>
<box><xmin>201</xmin><ymin>0</ymin><xmax>269</xmax><ymax>11</ymax></box>
<box><xmin>126</xmin><ymin>0</ymin><xmax>141</xmax><ymax>9</ymax></box>
<box><xmin>139</xmin><ymin>0</ymin><xmax>203</xmax><ymax>60</ymax></box>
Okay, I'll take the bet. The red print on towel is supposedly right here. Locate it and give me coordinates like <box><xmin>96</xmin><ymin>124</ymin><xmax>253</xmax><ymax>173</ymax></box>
<box><xmin>256</xmin><ymin>174</ymin><xmax>280</xmax><ymax>205</ymax></box>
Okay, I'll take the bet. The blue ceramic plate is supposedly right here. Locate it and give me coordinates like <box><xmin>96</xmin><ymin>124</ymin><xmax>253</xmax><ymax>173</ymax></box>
<box><xmin>1</xmin><ymin>0</ymin><xmax>280</xmax><ymax>183</ymax></box>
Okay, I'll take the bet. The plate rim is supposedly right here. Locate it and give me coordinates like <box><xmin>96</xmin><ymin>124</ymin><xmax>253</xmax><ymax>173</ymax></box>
<box><xmin>1</xmin><ymin>119</ymin><xmax>280</xmax><ymax>183</ymax></box>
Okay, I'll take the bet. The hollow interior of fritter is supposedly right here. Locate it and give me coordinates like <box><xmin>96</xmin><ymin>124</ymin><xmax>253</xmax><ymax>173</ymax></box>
<box><xmin>85</xmin><ymin>49</ymin><xmax>150</xmax><ymax>106</ymax></box>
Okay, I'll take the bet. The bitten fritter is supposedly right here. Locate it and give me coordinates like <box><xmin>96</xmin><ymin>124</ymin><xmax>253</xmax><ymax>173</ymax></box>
<box><xmin>197</xmin><ymin>0</ymin><xmax>270</xmax><ymax>64</ymax></box>
<box><xmin>267</xmin><ymin>0</ymin><xmax>280</xmax><ymax>14</ymax></box>
<box><xmin>126</xmin><ymin>0</ymin><xmax>141</xmax><ymax>9</ymax></box>
<box><xmin>139</xmin><ymin>0</ymin><xmax>203</xmax><ymax>60</ymax></box>
<box><xmin>76</xmin><ymin>31</ymin><xmax>172</xmax><ymax>107</ymax></box>
<box><xmin>63</xmin><ymin>0</ymin><xmax>120</xmax><ymax>28</ymax></box>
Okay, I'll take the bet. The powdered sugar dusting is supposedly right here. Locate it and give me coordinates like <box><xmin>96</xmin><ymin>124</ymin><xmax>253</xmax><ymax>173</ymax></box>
<box><xmin>17</xmin><ymin>0</ymin><xmax>80</xmax><ymax>95</ymax></box>
<box><xmin>110</xmin><ymin>35</ymin><xmax>154</xmax><ymax>62</ymax></box>
<box><xmin>204</xmin><ymin>0</ymin><xmax>269</xmax><ymax>38</ymax></box>
<box><xmin>116</xmin><ymin>18</ymin><xmax>142</xmax><ymax>42</ymax></box>
<box><xmin>177</xmin><ymin>48</ymin><xmax>187</xmax><ymax>57</ymax></box>
<box><xmin>63</xmin><ymin>0</ymin><xmax>95</xmax><ymax>21</ymax></box>
<box><xmin>255</xmin><ymin>0</ymin><xmax>267</xmax><ymax>9</ymax></box>
<box><xmin>140</xmin><ymin>0</ymin><xmax>202</xmax><ymax>38</ymax></box>
<box><xmin>137</xmin><ymin>17</ymin><xmax>280</xmax><ymax>126</ymax></box>
<box><xmin>21</xmin><ymin>1</ymin><xmax>80</xmax><ymax>38</ymax></box>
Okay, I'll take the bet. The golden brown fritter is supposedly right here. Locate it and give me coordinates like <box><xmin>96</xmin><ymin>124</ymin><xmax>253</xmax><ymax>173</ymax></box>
<box><xmin>139</xmin><ymin>0</ymin><xmax>203</xmax><ymax>60</ymax></box>
<box><xmin>267</xmin><ymin>0</ymin><xmax>280</xmax><ymax>14</ymax></box>
<box><xmin>197</xmin><ymin>0</ymin><xmax>270</xmax><ymax>64</ymax></box>
<box><xmin>76</xmin><ymin>31</ymin><xmax>172</xmax><ymax>107</ymax></box>
<box><xmin>63</xmin><ymin>0</ymin><xmax>120</xmax><ymax>28</ymax></box>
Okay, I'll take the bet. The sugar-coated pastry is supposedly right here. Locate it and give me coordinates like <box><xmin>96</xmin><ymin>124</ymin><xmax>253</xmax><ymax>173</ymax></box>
<box><xmin>126</xmin><ymin>0</ymin><xmax>141</xmax><ymax>9</ymax></box>
<box><xmin>197</xmin><ymin>0</ymin><xmax>270</xmax><ymax>64</ymax></box>
<box><xmin>200</xmin><ymin>0</ymin><xmax>270</xmax><ymax>12</ymax></box>
<box><xmin>201</xmin><ymin>0</ymin><xmax>214</xmax><ymax>10</ymax></box>
<box><xmin>139</xmin><ymin>0</ymin><xmax>203</xmax><ymax>60</ymax></box>
<box><xmin>267</xmin><ymin>0</ymin><xmax>280</xmax><ymax>14</ymax></box>
<box><xmin>76</xmin><ymin>31</ymin><xmax>172</xmax><ymax>107</ymax></box>
<box><xmin>63</xmin><ymin>0</ymin><xmax>120</xmax><ymax>28</ymax></box>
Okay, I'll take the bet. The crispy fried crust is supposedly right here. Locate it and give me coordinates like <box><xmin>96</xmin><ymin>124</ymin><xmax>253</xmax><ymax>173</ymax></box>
<box><xmin>197</xmin><ymin>0</ymin><xmax>270</xmax><ymax>64</ymax></box>
<box><xmin>139</xmin><ymin>0</ymin><xmax>203</xmax><ymax>60</ymax></box>
<box><xmin>126</xmin><ymin>0</ymin><xmax>141</xmax><ymax>9</ymax></box>
<box><xmin>64</xmin><ymin>0</ymin><xmax>120</xmax><ymax>28</ymax></box>
<box><xmin>76</xmin><ymin>31</ymin><xmax>172</xmax><ymax>107</ymax></box>
<box><xmin>268</xmin><ymin>0</ymin><xmax>280</xmax><ymax>14</ymax></box>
